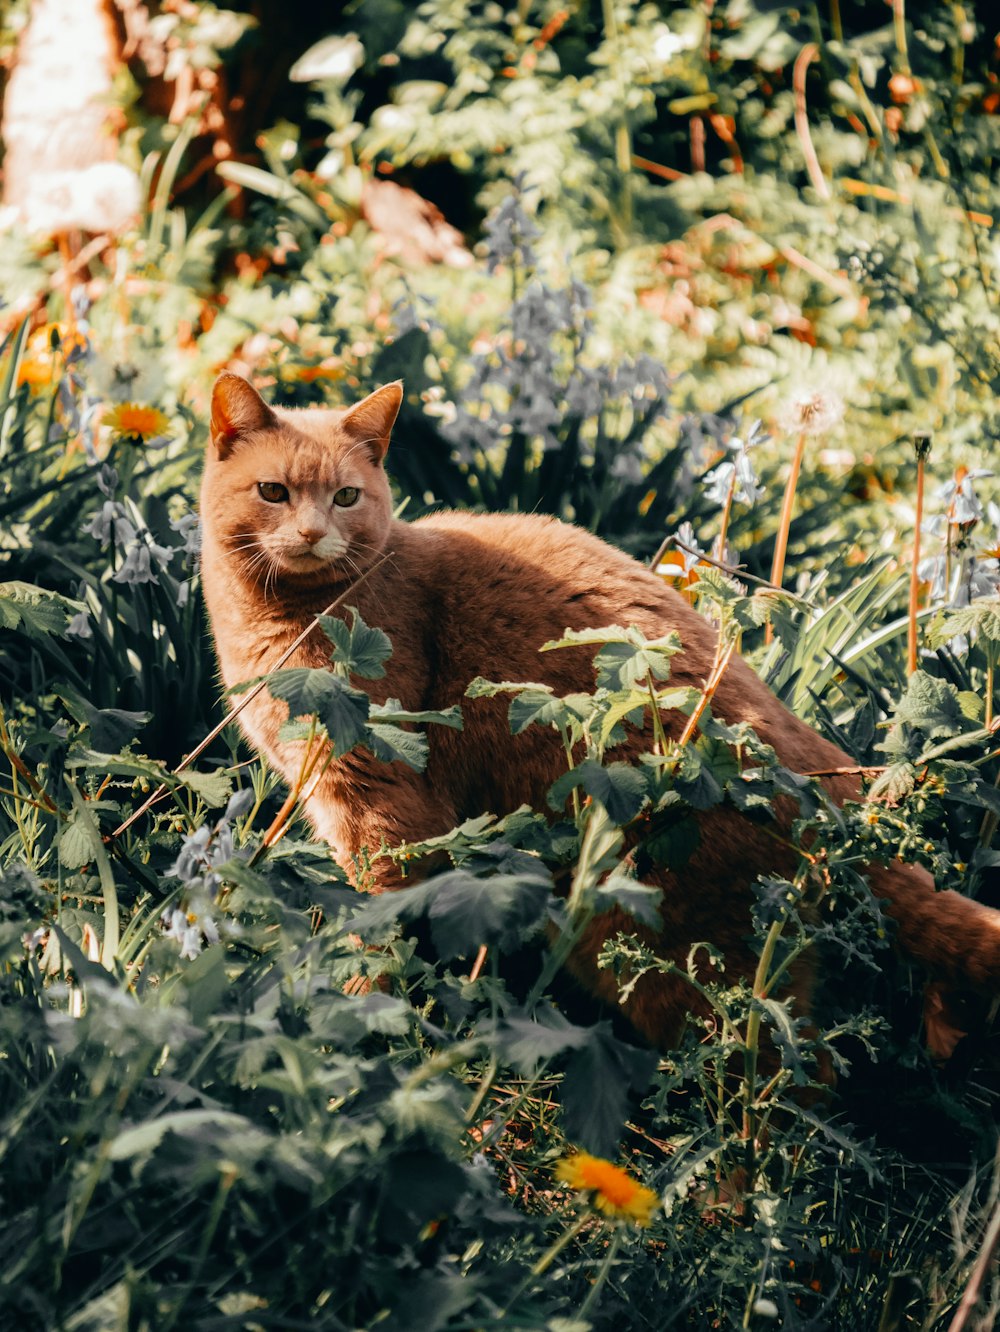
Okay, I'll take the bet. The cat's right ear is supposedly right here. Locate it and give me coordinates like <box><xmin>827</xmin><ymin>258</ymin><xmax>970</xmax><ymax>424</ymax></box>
<box><xmin>210</xmin><ymin>373</ymin><xmax>277</xmax><ymax>459</ymax></box>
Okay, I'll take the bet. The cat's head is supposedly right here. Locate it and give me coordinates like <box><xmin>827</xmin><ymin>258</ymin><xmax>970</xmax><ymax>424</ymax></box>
<box><xmin>201</xmin><ymin>373</ymin><xmax>401</xmax><ymax>588</ymax></box>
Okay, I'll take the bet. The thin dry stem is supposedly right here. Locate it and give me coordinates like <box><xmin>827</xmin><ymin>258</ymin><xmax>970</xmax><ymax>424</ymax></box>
<box><xmin>793</xmin><ymin>44</ymin><xmax>830</xmax><ymax>199</ymax></box>
<box><xmin>110</xmin><ymin>552</ymin><xmax>394</xmax><ymax>840</ymax></box>
<box><xmin>908</xmin><ymin>453</ymin><xmax>926</xmax><ymax>674</ymax></box>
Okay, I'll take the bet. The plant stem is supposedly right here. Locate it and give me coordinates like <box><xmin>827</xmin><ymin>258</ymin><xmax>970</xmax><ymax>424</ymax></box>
<box><xmin>578</xmin><ymin>1224</ymin><xmax>624</xmax><ymax>1317</ymax></box>
<box><xmin>600</xmin><ymin>0</ymin><xmax>634</xmax><ymax>235</ymax></box>
<box><xmin>766</xmin><ymin>430</ymin><xmax>807</xmax><ymax>645</ymax></box>
<box><xmin>908</xmin><ymin>448</ymin><xmax>927</xmax><ymax>674</ymax></box>
<box><xmin>713</xmin><ymin>467</ymin><xmax>738</xmax><ymax>562</ymax></box>
<box><xmin>531</xmin><ymin>1211</ymin><xmax>591</xmax><ymax>1278</ymax></box>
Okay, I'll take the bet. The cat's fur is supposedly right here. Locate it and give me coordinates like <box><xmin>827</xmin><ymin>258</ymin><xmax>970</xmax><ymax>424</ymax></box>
<box><xmin>200</xmin><ymin>372</ymin><xmax>1000</xmax><ymax>1048</ymax></box>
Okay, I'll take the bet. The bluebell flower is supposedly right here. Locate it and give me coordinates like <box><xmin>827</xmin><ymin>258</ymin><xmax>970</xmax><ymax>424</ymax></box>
<box><xmin>65</xmin><ymin>608</ymin><xmax>93</xmax><ymax>640</ymax></box>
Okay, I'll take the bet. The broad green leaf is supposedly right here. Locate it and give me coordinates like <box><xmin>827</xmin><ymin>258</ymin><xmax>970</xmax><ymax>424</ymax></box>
<box><xmin>56</xmin><ymin>688</ymin><xmax>150</xmax><ymax>753</ymax></box>
<box><xmin>0</xmin><ymin>580</ymin><xmax>77</xmax><ymax>638</ymax></box>
<box><xmin>595</xmin><ymin>875</ymin><xmax>663</xmax><ymax>929</ymax></box>
<box><xmin>542</xmin><ymin>624</ymin><xmax>682</xmax><ymax>690</ymax></box>
<box><xmin>59</xmin><ymin>816</ymin><xmax>95</xmax><ymax>870</ymax></box>
<box><xmin>365</xmin><ymin>723</ymin><xmax>428</xmax><ymax>771</ymax></box>
<box><xmin>494</xmin><ymin>1006</ymin><xmax>592</xmax><ymax>1073</ymax></box>
<box><xmin>548</xmin><ymin>759</ymin><xmax>648</xmax><ymax>823</ymax></box>
<box><xmin>427</xmin><ymin>869</ymin><xmax>551</xmax><ymax>958</ymax></box>
<box><xmin>561</xmin><ymin>1024</ymin><xmax>657</xmax><ymax>1156</ymax></box>
<box><xmin>107</xmin><ymin>1110</ymin><xmax>258</xmax><ymax>1161</ymax></box>
<box><xmin>175</xmin><ymin>768</ymin><xmax>233</xmax><ymax>808</ymax></box>
<box><xmin>927</xmin><ymin>599</ymin><xmax>1000</xmax><ymax>648</ymax></box>
<box><xmin>267</xmin><ymin>667</ymin><xmax>370</xmax><ymax>755</ymax></box>
<box><xmin>369</xmin><ymin>698</ymin><xmax>463</xmax><ymax>730</ymax></box>
<box><xmin>319</xmin><ymin>607</ymin><xmax>392</xmax><ymax>678</ymax></box>
<box><xmin>881</xmin><ymin>672</ymin><xmax>976</xmax><ymax>760</ymax></box>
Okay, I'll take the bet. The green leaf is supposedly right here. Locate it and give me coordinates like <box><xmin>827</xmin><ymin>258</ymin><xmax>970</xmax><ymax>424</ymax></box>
<box><xmin>561</xmin><ymin>1024</ymin><xmax>657</xmax><ymax>1156</ymax></box>
<box><xmin>267</xmin><ymin>667</ymin><xmax>370</xmax><ymax>755</ymax></box>
<box><xmin>365</xmin><ymin>723</ymin><xmax>428</xmax><ymax>771</ymax></box>
<box><xmin>319</xmin><ymin>607</ymin><xmax>392</xmax><ymax>679</ymax></box>
<box><xmin>927</xmin><ymin>599</ymin><xmax>1000</xmax><ymax>648</ymax></box>
<box><xmin>595</xmin><ymin>875</ymin><xmax>663</xmax><ymax>929</ymax></box>
<box><xmin>427</xmin><ymin>869</ymin><xmax>552</xmax><ymax>958</ymax></box>
<box><xmin>882</xmin><ymin>672</ymin><xmax>976</xmax><ymax>760</ymax></box>
<box><xmin>369</xmin><ymin>698</ymin><xmax>463</xmax><ymax>730</ymax></box>
<box><xmin>59</xmin><ymin>815</ymin><xmax>95</xmax><ymax>870</ymax></box>
<box><xmin>548</xmin><ymin>759</ymin><xmax>647</xmax><ymax>823</ymax></box>
<box><xmin>641</xmin><ymin>814</ymin><xmax>700</xmax><ymax>872</ymax></box>
<box><xmin>542</xmin><ymin>624</ymin><xmax>682</xmax><ymax>690</ymax></box>
<box><xmin>175</xmin><ymin>768</ymin><xmax>233</xmax><ymax>808</ymax></box>
<box><xmin>107</xmin><ymin>1110</ymin><xmax>258</xmax><ymax>1162</ymax></box>
<box><xmin>495</xmin><ymin>1006</ymin><xmax>592</xmax><ymax>1073</ymax></box>
<box><xmin>56</xmin><ymin>688</ymin><xmax>150</xmax><ymax>753</ymax></box>
<box><xmin>0</xmin><ymin>580</ymin><xmax>76</xmax><ymax>638</ymax></box>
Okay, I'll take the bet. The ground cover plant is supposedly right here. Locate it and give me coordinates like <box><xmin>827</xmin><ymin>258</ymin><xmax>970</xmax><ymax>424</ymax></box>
<box><xmin>2</xmin><ymin>1</ymin><xmax>1000</xmax><ymax>1328</ymax></box>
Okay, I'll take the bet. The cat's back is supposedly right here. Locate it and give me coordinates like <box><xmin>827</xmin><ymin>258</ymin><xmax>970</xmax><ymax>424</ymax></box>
<box><xmin>401</xmin><ymin>509</ymin><xmax>717</xmax><ymax>677</ymax></box>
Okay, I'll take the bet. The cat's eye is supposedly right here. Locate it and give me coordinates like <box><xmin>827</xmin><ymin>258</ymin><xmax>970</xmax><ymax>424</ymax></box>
<box><xmin>257</xmin><ymin>481</ymin><xmax>289</xmax><ymax>504</ymax></box>
<box><xmin>333</xmin><ymin>486</ymin><xmax>360</xmax><ymax>507</ymax></box>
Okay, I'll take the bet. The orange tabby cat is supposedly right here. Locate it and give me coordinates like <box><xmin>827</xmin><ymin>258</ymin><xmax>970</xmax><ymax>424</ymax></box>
<box><xmin>200</xmin><ymin>372</ymin><xmax>1000</xmax><ymax>1047</ymax></box>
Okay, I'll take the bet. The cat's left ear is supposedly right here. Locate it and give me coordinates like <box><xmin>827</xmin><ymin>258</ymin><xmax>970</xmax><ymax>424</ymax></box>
<box><xmin>339</xmin><ymin>381</ymin><xmax>403</xmax><ymax>464</ymax></box>
<box><xmin>211</xmin><ymin>373</ymin><xmax>278</xmax><ymax>459</ymax></box>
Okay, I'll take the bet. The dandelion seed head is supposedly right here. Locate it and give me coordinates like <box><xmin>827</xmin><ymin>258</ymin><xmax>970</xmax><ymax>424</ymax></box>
<box><xmin>778</xmin><ymin>388</ymin><xmax>845</xmax><ymax>437</ymax></box>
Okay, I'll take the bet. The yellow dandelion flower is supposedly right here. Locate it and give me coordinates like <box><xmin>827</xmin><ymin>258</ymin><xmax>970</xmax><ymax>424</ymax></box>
<box><xmin>17</xmin><ymin>353</ymin><xmax>55</xmax><ymax>390</ymax></box>
<box><xmin>554</xmin><ymin>1152</ymin><xmax>659</xmax><ymax>1226</ymax></box>
<box><xmin>103</xmin><ymin>402</ymin><xmax>170</xmax><ymax>444</ymax></box>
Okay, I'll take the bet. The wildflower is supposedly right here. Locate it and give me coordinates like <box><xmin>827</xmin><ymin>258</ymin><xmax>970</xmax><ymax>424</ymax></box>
<box><xmin>65</xmin><ymin>608</ymin><xmax>93</xmax><ymax>640</ymax></box>
<box><xmin>777</xmin><ymin>388</ymin><xmax>845</xmax><ymax>438</ymax></box>
<box><xmin>656</xmin><ymin>521</ymin><xmax>706</xmax><ymax>581</ymax></box>
<box><xmin>103</xmin><ymin>402</ymin><xmax>170</xmax><ymax>445</ymax></box>
<box><xmin>112</xmin><ymin>535</ymin><xmax>174</xmax><ymax>585</ymax></box>
<box><xmin>170</xmin><ymin>511</ymin><xmax>202</xmax><ymax>558</ymax></box>
<box><xmin>483</xmin><ymin>187</ymin><xmax>540</xmax><ymax>273</ymax></box>
<box><xmin>85</xmin><ymin>499</ymin><xmax>134</xmax><ymax>549</ymax></box>
<box><xmin>554</xmin><ymin>1152</ymin><xmax>660</xmax><ymax>1226</ymax></box>
<box><xmin>937</xmin><ymin>467</ymin><xmax>992</xmax><ymax>527</ymax></box>
<box><xmin>179</xmin><ymin>924</ymin><xmax>203</xmax><ymax>961</ymax></box>
<box><xmin>703</xmin><ymin>445</ymin><xmax>765</xmax><ymax>508</ymax></box>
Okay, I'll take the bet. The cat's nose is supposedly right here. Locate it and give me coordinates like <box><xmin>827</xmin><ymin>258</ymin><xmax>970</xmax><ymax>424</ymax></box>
<box><xmin>297</xmin><ymin>524</ymin><xmax>326</xmax><ymax>545</ymax></box>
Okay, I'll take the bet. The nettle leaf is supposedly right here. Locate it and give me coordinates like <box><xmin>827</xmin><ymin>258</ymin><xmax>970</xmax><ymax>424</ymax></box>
<box><xmin>0</xmin><ymin>580</ymin><xmax>76</xmax><ymax>638</ymax></box>
<box><xmin>494</xmin><ymin>1006</ymin><xmax>592</xmax><ymax>1073</ymax></box>
<box><xmin>59</xmin><ymin>813</ymin><xmax>96</xmax><ymax>870</ymax></box>
<box><xmin>508</xmin><ymin>686</ymin><xmax>568</xmax><ymax>734</ymax></box>
<box><xmin>348</xmin><ymin>868</ymin><xmax>551</xmax><ymax>958</ymax></box>
<box><xmin>267</xmin><ymin>667</ymin><xmax>370</xmax><ymax>755</ymax></box>
<box><xmin>319</xmin><ymin>607</ymin><xmax>392</xmax><ymax>679</ymax></box>
<box><xmin>174</xmin><ymin>769</ymin><xmax>233</xmax><ymax>808</ymax></box>
<box><xmin>542</xmin><ymin>624</ymin><xmax>682</xmax><ymax>690</ymax></box>
<box><xmin>365</xmin><ymin>723</ymin><xmax>429</xmax><ymax>771</ymax></box>
<box><xmin>600</xmin><ymin>685</ymin><xmax>696</xmax><ymax>748</ymax></box>
<box><xmin>369</xmin><ymin>698</ymin><xmax>463</xmax><ymax>730</ymax></box>
<box><xmin>882</xmin><ymin>672</ymin><xmax>976</xmax><ymax>760</ymax></box>
<box><xmin>56</xmin><ymin>688</ymin><xmax>149</xmax><ymax>753</ymax></box>
<box><xmin>548</xmin><ymin>759</ymin><xmax>648</xmax><ymax>823</ymax></box>
<box><xmin>595</xmin><ymin>874</ymin><xmax>663</xmax><ymax>929</ymax></box>
<box><xmin>927</xmin><ymin>599</ymin><xmax>1000</xmax><ymax>649</ymax></box>
<box><xmin>562</xmin><ymin>1024</ymin><xmax>658</xmax><ymax>1156</ymax></box>
<box><xmin>640</xmin><ymin>813</ymin><xmax>700</xmax><ymax>872</ymax></box>
<box><xmin>426</xmin><ymin>869</ymin><xmax>552</xmax><ymax>958</ymax></box>
<box><xmin>868</xmin><ymin>761</ymin><xmax>916</xmax><ymax>805</ymax></box>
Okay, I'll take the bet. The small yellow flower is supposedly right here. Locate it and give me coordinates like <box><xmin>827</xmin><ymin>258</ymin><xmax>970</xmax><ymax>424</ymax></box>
<box><xmin>17</xmin><ymin>353</ymin><xmax>55</xmax><ymax>390</ymax></box>
<box><xmin>555</xmin><ymin>1152</ymin><xmax>659</xmax><ymax>1226</ymax></box>
<box><xmin>103</xmin><ymin>402</ymin><xmax>170</xmax><ymax>443</ymax></box>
